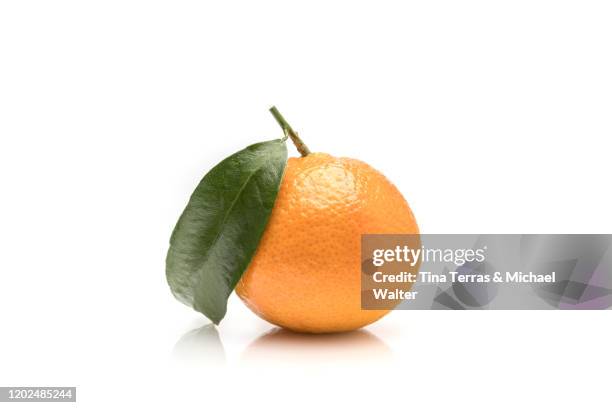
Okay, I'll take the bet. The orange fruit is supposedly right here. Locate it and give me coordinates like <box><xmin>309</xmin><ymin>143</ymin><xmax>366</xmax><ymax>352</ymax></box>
<box><xmin>236</xmin><ymin>152</ymin><xmax>418</xmax><ymax>333</ymax></box>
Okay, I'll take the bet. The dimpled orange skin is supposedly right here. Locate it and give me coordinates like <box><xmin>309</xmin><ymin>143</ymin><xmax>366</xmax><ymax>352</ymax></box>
<box><xmin>236</xmin><ymin>153</ymin><xmax>419</xmax><ymax>333</ymax></box>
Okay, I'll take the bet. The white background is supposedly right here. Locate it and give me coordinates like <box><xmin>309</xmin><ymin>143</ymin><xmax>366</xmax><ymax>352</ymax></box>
<box><xmin>1</xmin><ymin>1</ymin><xmax>611</xmax><ymax>407</ymax></box>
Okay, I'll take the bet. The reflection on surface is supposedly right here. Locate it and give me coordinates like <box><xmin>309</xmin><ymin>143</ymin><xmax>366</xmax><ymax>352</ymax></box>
<box><xmin>173</xmin><ymin>324</ymin><xmax>226</xmax><ymax>367</ymax></box>
<box><xmin>241</xmin><ymin>328</ymin><xmax>392</xmax><ymax>367</ymax></box>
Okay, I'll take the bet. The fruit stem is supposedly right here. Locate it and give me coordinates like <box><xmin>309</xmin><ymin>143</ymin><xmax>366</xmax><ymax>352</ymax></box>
<box><xmin>269</xmin><ymin>106</ymin><xmax>311</xmax><ymax>157</ymax></box>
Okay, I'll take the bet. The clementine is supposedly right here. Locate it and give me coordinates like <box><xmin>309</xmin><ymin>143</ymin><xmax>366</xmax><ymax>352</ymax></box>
<box><xmin>236</xmin><ymin>151</ymin><xmax>418</xmax><ymax>333</ymax></box>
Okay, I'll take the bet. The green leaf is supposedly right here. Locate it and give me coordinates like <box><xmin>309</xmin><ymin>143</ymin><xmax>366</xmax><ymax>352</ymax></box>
<box><xmin>166</xmin><ymin>139</ymin><xmax>287</xmax><ymax>324</ymax></box>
